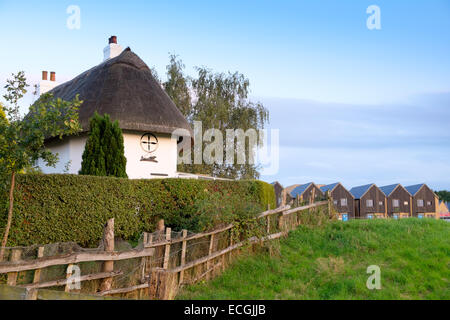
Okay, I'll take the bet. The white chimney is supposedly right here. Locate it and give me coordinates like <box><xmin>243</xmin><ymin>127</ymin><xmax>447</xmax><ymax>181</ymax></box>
<box><xmin>103</xmin><ymin>35</ymin><xmax>123</xmax><ymax>61</ymax></box>
<box><xmin>37</xmin><ymin>71</ymin><xmax>58</xmax><ymax>96</ymax></box>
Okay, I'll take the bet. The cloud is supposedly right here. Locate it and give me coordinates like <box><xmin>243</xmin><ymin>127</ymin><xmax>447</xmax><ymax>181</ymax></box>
<box><xmin>258</xmin><ymin>94</ymin><xmax>450</xmax><ymax>190</ymax></box>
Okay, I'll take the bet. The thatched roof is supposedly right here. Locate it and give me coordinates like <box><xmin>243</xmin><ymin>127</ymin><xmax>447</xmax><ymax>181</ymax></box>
<box><xmin>48</xmin><ymin>48</ymin><xmax>192</xmax><ymax>136</ymax></box>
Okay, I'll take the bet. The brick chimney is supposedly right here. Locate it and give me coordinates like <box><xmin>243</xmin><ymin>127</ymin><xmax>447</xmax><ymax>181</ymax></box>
<box><xmin>103</xmin><ymin>35</ymin><xmax>123</xmax><ymax>61</ymax></box>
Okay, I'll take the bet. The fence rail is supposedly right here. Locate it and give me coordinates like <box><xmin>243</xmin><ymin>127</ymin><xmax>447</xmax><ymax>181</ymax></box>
<box><xmin>0</xmin><ymin>199</ymin><xmax>330</xmax><ymax>300</ymax></box>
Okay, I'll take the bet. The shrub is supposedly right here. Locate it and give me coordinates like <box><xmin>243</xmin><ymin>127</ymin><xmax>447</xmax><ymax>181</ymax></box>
<box><xmin>0</xmin><ymin>174</ymin><xmax>275</xmax><ymax>247</ymax></box>
<box><xmin>79</xmin><ymin>113</ymin><xmax>127</xmax><ymax>178</ymax></box>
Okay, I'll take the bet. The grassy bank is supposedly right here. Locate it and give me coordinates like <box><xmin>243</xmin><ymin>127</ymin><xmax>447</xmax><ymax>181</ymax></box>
<box><xmin>178</xmin><ymin>219</ymin><xmax>450</xmax><ymax>300</ymax></box>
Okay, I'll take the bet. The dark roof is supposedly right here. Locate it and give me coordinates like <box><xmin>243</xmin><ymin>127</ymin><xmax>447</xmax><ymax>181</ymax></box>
<box><xmin>380</xmin><ymin>184</ymin><xmax>412</xmax><ymax>197</ymax></box>
<box><xmin>349</xmin><ymin>184</ymin><xmax>374</xmax><ymax>199</ymax></box>
<box><xmin>290</xmin><ymin>182</ymin><xmax>313</xmax><ymax>198</ymax></box>
<box><xmin>47</xmin><ymin>48</ymin><xmax>192</xmax><ymax>135</ymax></box>
<box><xmin>405</xmin><ymin>184</ymin><xmax>425</xmax><ymax>196</ymax></box>
<box><xmin>285</xmin><ymin>184</ymin><xmax>300</xmax><ymax>198</ymax></box>
<box><xmin>379</xmin><ymin>184</ymin><xmax>399</xmax><ymax>197</ymax></box>
<box><xmin>320</xmin><ymin>182</ymin><xmax>339</xmax><ymax>193</ymax></box>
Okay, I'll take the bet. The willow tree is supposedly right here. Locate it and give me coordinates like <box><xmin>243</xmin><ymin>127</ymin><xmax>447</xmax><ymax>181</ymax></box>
<box><xmin>163</xmin><ymin>54</ymin><xmax>269</xmax><ymax>179</ymax></box>
<box><xmin>79</xmin><ymin>112</ymin><xmax>127</xmax><ymax>178</ymax></box>
<box><xmin>0</xmin><ymin>72</ymin><xmax>82</xmax><ymax>259</ymax></box>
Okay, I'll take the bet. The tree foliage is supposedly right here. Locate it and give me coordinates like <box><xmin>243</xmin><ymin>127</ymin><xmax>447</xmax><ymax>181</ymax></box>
<box><xmin>436</xmin><ymin>190</ymin><xmax>450</xmax><ymax>203</ymax></box>
<box><xmin>79</xmin><ymin>112</ymin><xmax>127</xmax><ymax>178</ymax></box>
<box><xmin>0</xmin><ymin>73</ymin><xmax>82</xmax><ymax>172</ymax></box>
<box><xmin>162</xmin><ymin>54</ymin><xmax>269</xmax><ymax>179</ymax></box>
<box><xmin>0</xmin><ymin>71</ymin><xmax>82</xmax><ymax>258</ymax></box>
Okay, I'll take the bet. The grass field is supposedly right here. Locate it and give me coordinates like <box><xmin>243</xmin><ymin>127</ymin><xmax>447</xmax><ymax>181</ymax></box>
<box><xmin>177</xmin><ymin>219</ymin><xmax>450</xmax><ymax>300</ymax></box>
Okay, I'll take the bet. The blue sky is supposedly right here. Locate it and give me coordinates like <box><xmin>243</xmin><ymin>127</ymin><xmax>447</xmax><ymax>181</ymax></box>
<box><xmin>0</xmin><ymin>0</ymin><xmax>449</xmax><ymax>189</ymax></box>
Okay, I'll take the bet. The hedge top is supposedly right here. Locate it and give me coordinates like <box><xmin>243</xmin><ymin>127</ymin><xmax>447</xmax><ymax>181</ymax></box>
<box><xmin>0</xmin><ymin>174</ymin><xmax>275</xmax><ymax>247</ymax></box>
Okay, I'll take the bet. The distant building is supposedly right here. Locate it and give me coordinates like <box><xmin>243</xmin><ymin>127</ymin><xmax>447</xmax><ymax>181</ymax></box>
<box><xmin>289</xmin><ymin>182</ymin><xmax>324</xmax><ymax>205</ymax></box>
<box><xmin>379</xmin><ymin>184</ymin><xmax>412</xmax><ymax>218</ymax></box>
<box><xmin>405</xmin><ymin>184</ymin><xmax>438</xmax><ymax>218</ymax></box>
<box><xmin>437</xmin><ymin>201</ymin><xmax>449</xmax><ymax>216</ymax></box>
<box><xmin>320</xmin><ymin>182</ymin><xmax>355</xmax><ymax>220</ymax></box>
<box><xmin>349</xmin><ymin>184</ymin><xmax>386</xmax><ymax>219</ymax></box>
<box><xmin>271</xmin><ymin>181</ymin><xmax>284</xmax><ymax>208</ymax></box>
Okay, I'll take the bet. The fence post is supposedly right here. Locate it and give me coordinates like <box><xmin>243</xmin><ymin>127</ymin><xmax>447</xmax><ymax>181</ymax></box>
<box><xmin>32</xmin><ymin>246</ymin><xmax>45</xmax><ymax>284</ymax></box>
<box><xmin>385</xmin><ymin>198</ymin><xmax>388</xmax><ymax>218</ymax></box>
<box><xmin>206</xmin><ymin>234</ymin><xmax>215</xmax><ymax>280</ymax></box>
<box><xmin>278</xmin><ymin>212</ymin><xmax>284</xmax><ymax>232</ymax></box>
<box><xmin>149</xmin><ymin>268</ymin><xmax>178</xmax><ymax>300</ymax></box>
<box><xmin>163</xmin><ymin>228</ymin><xmax>171</xmax><ymax>269</ymax></box>
<box><xmin>229</xmin><ymin>228</ymin><xmax>234</xmax><ymax>264</ymax></box>
<box><xmin>99</xmin><ymin>218</ymin><xmax>115</xmax><ymax>292</ymax></box>
<box><xmin>140</xmin><ymin>233</ymin><xmax>149</xmax><ymax>283</ymax></box>
<box><xmin>7</xmin><ymin>248</ymin><xmax>22</xmax><ymax>286</ymax></box>
<box><xmin>64</xmin><ymin>264</ymin><xmax>74</xmax><ymax>292</ymax></box>
<box><xmin>266</xmin><ymin>216</ymin><xmax>270</xmax><ymax>234</ymax></box>
<box><xmin>179</xmin><ymin>230</ymin><xmax>188</xmax><ymax>285</ymax></box>
<box><xmin>327</xmin><ymin>192</ymin><xmax>332</xmax><ymax>217</ymax></box>
<box><xmin>143</xmin><ymin>234</ymin><xmax>154</xmax><ymax>280</ymax></box>
<box><xmin>26</xmin><ymin>246</ymin><xmax>45</xmax><ymax>300</ymax></box>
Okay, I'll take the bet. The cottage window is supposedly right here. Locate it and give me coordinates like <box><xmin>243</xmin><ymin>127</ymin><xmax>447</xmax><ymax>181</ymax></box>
<box><xmin>404</xmin><ymin>201</ymin><xmax>408</xmax><ymax>206</ymax></box>
<box><xmin>427</xmin><ymin>201</ymin><xmax>432</xmax><ymax>206</ymax></box>
<box><xmin>333</xmin><ymin>200</ymin><xmax>338</xmax><ymax>205</ymax></box>
<box><xmin>366</xmin><ymin>199</ymin><xmax>373</xmax><ymax>207</ymax></box>
<box><xmin>379</xmin><ymin>201</ymin><xmax>383</xmax><ymax>206</ymax></box>
<box><xmin>393</xmin><ymin>199</ymin><xmax>399</xmax><ymax>207</ymax></box>
<box><xmin>417</xmin><ymin>199</ymin><xmax>424</xmax><ymax>207</ymax></box>
<box><xmin>340</xmin><ymin>198</ymin><xmax>347</xmax><ymax>206</ymax></box>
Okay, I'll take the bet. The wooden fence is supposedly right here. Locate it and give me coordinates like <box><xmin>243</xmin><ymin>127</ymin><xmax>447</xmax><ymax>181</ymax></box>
<box><xmin>0</xmin><ymin>199</ymin><xmax>330</xmax><ymax>300</ymax></box>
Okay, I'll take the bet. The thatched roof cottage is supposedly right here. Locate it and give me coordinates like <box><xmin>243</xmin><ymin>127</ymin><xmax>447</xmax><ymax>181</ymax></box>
<box><xmin>36</xmin><ymin>37</ymin><xmax>192</xmax><ymax>178</ymax></box>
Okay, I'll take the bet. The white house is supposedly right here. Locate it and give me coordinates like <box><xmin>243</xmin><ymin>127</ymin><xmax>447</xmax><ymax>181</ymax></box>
<box><xmin>36</xmin><ymin>36</ymin><xmax>193</xmax><ymax>179</ymax></box>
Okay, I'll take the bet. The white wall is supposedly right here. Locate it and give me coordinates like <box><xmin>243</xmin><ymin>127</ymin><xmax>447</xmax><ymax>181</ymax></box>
<box><xmin>38</xmin><ymin>131</ymin><xmax>178</xmax><ymax>179</ymax></box>
<box><xmin>37</xmin><ymin>135</ymin><xmax>87</xmax><ymax>174</ymax></box>
<box><xmin>123</xmin><ymin>131</ymin><xmax>178</xmax><ymax>179</ymax></box>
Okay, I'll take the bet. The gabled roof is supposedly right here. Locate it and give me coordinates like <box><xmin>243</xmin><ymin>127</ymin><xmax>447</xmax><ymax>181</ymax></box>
<box><xmin>285</xmin><ymin>184</ymin><xmax>300</xmax><ymax>198</ymax></box>
<box><xmin>320</xmin><ymin>182</ymin><xmax>339</xmax><ymax>193</ymax></box>
<box><xmin>46</xmin><ymin>48</ymin><xmax>192</xmax><ymax>136</ymax></box>
<box><xmin>290</xmin><ymin>182</ymin><xmax>321</xmax><ymax>198</ymax></box>
<box><xmin>349</xmin><ymin>184</ymin><xmax>374</xmax><ymax>199</ymax></box>
<box><xmin>405</xmin><ymin>184</ymin><xmax>425</xmax><ymax>196</ymax></box>
<box><xmin>379</xmin><ymin>183</ymin><xmax>412</xmax><ymax>197</ymax></box>
<box><xmin>379</xmin><ymin>184</ymin><xmax>399</xmax><ymax>197</ymax></box>
<box><xmin>271</xmin><ymin>181</ymin><xmax>283</xmax><ymax>188</ymax></box>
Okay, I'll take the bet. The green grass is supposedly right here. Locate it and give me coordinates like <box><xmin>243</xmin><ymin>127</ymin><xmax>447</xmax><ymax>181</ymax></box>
<box><xmin>177</xmin><ymin>219</ymin><xmax>450</xmax><ymax>300</ymax></box>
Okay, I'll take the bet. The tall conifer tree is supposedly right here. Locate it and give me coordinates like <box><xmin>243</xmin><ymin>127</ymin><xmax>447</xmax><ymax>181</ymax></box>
<box><xmin>79</xmin><ymin>112</ymin><xmax>127</xmax><ymax>178</ymax></box>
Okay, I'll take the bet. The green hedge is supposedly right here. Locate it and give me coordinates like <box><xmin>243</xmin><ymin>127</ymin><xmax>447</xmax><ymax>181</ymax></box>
<box><xmin>0</xmin><ymin>174</ymin><xmax>275</xmax><ymax>247</ymax></box>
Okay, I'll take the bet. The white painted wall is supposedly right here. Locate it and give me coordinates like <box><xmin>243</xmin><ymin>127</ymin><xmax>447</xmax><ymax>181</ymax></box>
<box><xmin>103</xmin><ymin>43</ymin><xmax>123</xmax><ymax>61</ymax></box>
<box><xmin>37</xmin><ymin>80</ymin><xmax>58</xmax><ymax>95</ymax></box>
<box><xmin>123</xmin><ymin>131</ymin><xmax>178</xmax><ymax>179</ymax></box>
<box><xmin>38</xmin><ymin>131</ymin><xmax>178</xmax><ymax>179</ymax></box>
<box><xmin>37</xmin><ymin>135</ymin><xmax>87</xmax><ymax>174</ymax></box>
